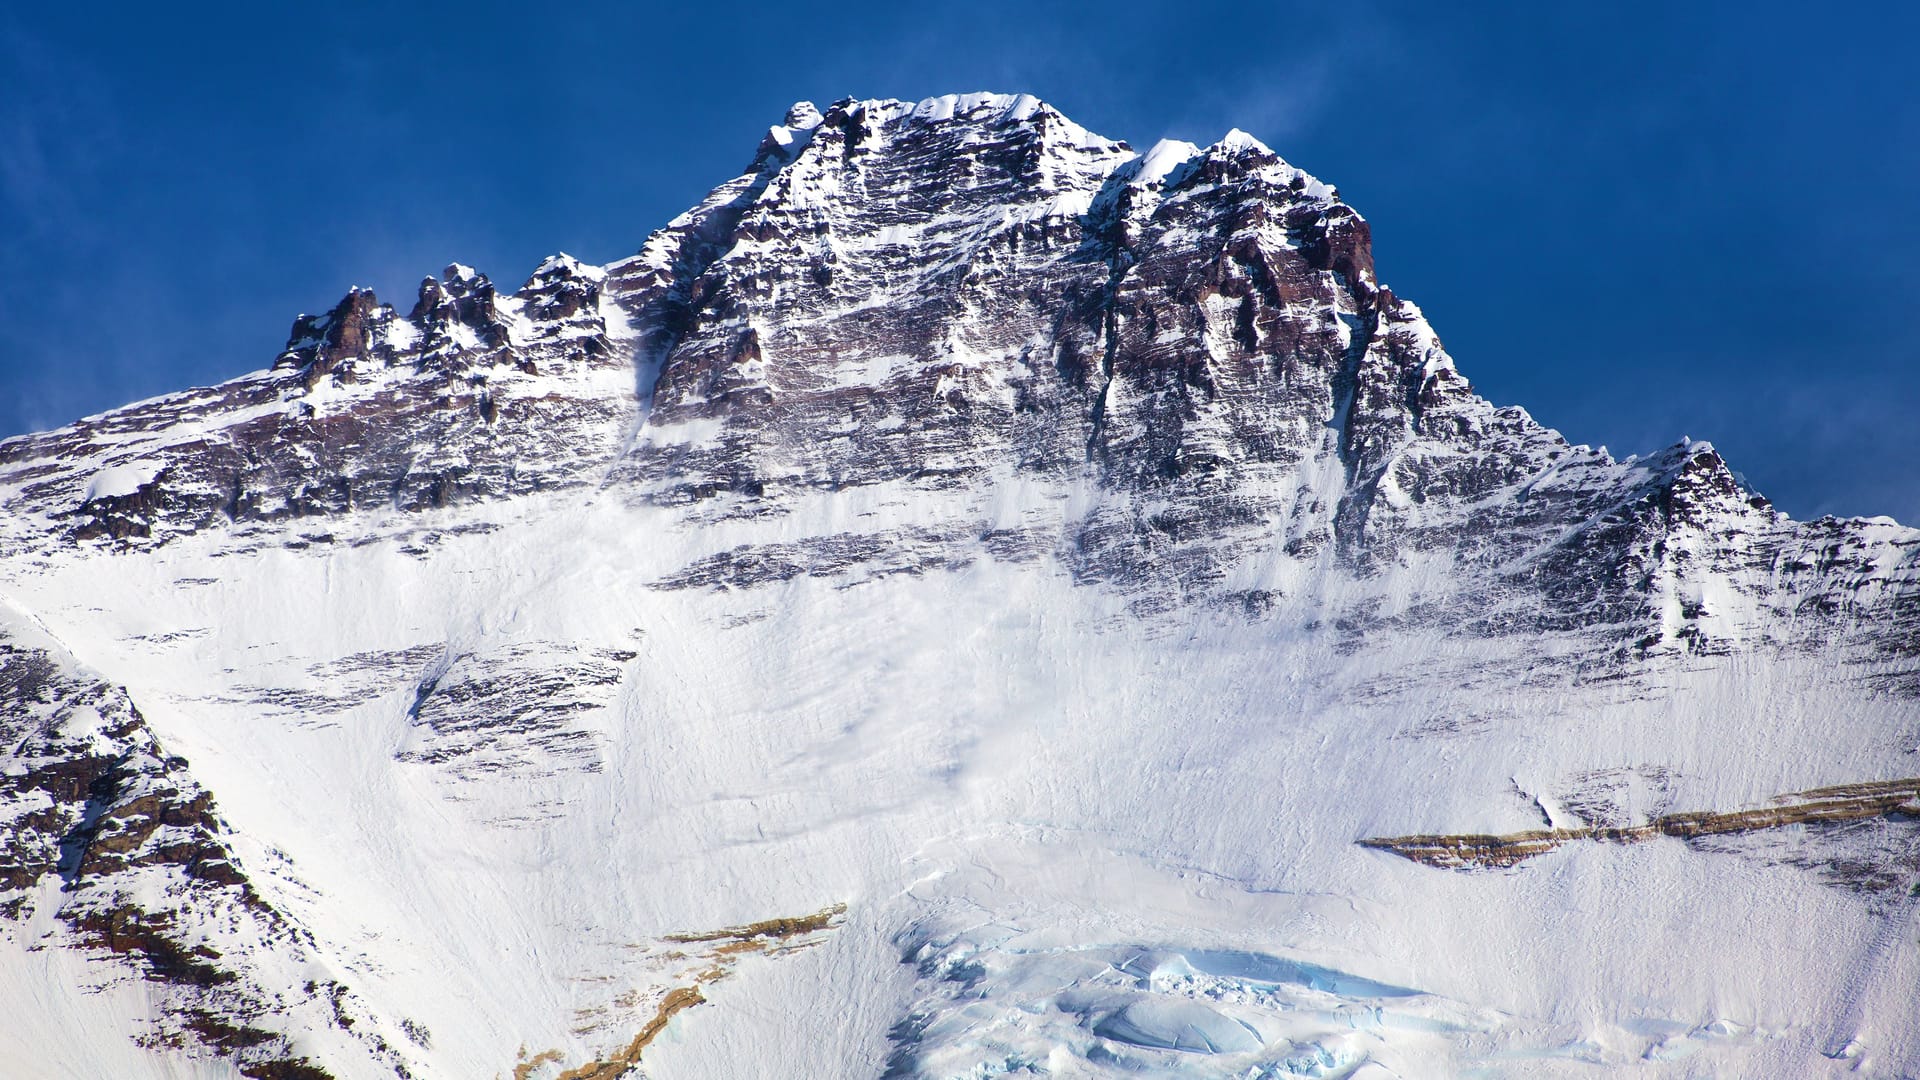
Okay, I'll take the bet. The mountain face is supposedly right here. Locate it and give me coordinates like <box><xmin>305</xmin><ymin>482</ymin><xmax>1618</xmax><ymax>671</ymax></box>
<box><xmin>1</xmin><ymin>92</ymin><xmax>1917</xmax><ymax>1078</ymax></box>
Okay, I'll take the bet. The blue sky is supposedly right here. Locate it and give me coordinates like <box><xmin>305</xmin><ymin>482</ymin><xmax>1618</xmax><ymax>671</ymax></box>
<box><xmin>3</xmin><ymin>2</ymin><xmax>1916</xmax><ymax>522</ymax></box>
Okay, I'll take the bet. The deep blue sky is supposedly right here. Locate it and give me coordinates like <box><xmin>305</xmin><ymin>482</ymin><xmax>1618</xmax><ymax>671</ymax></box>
<box><xmin>4</xmin><ymin>3</ymin><xmax>1916</xmax><ymax>522</ymax></box>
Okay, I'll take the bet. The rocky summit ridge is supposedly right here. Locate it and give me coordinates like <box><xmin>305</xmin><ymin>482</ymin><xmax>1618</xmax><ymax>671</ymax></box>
<box><xmin>6</xmin><ymin>93</ymin><xmax>1913</xmax><ymax>663</ymax></box>
<box><xmin>1</xmin><ymin>93</ymin><xmax>1917</xmax><ymax>1079</ymax></box>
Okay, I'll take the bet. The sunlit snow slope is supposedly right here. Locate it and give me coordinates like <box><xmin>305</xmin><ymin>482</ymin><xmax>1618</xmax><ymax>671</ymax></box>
<box><xmin>2</xmin><ymin>93</ymin><xmax>1918</xmax><ymax>1079</ymax></box>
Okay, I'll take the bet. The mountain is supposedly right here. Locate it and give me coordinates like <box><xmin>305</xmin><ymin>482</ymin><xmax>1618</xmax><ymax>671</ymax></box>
<box><xmin>2</xmin><ymin>91</ymin><xmax>1917</xmax><ymax>1079</ymax></box>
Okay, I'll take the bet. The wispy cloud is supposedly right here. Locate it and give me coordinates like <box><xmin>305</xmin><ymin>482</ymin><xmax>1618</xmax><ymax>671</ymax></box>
<box><xmin>0</xmin><ymin>21</ymin><xmax>128</xmax><ymax>434</ymax></box>
<box><xmin>0</xmin><ymin>21</ymin><xmax>119</xmax><ymax>247</ymax></box>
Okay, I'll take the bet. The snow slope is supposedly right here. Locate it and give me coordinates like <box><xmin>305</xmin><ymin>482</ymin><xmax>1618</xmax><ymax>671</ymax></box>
<box><xmin>2</xmin><ymin>93</ymin><xmax>1917</xmax><ymax>1079</ymax></box>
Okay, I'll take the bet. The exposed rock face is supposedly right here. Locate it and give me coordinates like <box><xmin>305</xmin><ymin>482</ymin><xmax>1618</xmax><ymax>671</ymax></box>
<box><xmin>1</xmin><ymin>255</ymin><xmax>634</xmax><ymax>548</ymax></box>
<box><xmin>400</xmin><ymin>641</ymin><xmax>636</xmax><ymax>790</ymax></box>
<box><xmin>0</xmin><ymin>610</ymin><xmax>408</xmax><ymax>1078</ymax></box>
<box><xmin>5</xmin><ymin>94</ymin><xmax>1911</xmax><ymax>661</ymax></box>
<box><xmin>0</xmin><ymin>92</ymin><xmax>1917</xmax><ymax>1077</ymax></box>
<box><xmin>1362</xmin><ymin>777</ymin><xmax>1920</xmax><ymax>871</ymax></box>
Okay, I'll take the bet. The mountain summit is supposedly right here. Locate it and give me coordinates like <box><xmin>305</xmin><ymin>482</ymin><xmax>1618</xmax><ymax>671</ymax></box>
<box><xmin>2</xmin><ymin>93</ymin><xmax>1917</xmax><ymax>1078</ymax></box>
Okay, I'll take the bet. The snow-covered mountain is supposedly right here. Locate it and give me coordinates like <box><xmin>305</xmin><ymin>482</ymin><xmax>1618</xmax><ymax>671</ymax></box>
<box><xmin>2</xmin><ymin>92</ymin><xmax>1917</xmax><ymax>1079</ymax></box>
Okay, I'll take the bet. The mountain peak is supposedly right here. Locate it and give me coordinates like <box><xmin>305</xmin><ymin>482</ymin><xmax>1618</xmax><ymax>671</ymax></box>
<box><xmin>1</xmin><ymin>92</ymin><xmax>1918</xmax><ymax>1080</ymax></box>
<box><xmin>1215</xmin><ymin>126</ymin><xmax>1271</xmax><ymax>155</ymax></box>
<box><xmin>783</xmin><ymin>100</ymin><xmax>824</xmax><ymax>129</ymax></box>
